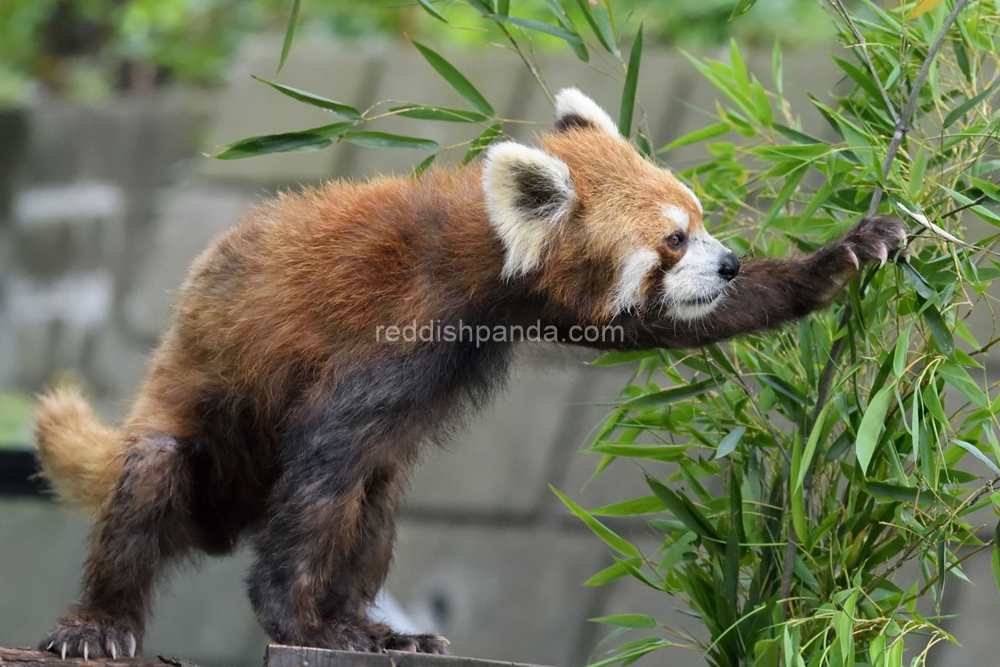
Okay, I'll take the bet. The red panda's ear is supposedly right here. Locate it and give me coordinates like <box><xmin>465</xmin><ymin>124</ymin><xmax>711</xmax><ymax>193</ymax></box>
<box><xmin>482</xmin><ymin>141</ymin><xmax>576</xmax><ymax>279</ymax></box>
<box><xmin>554</xmin><ymin>88</ymin><xmax>619</xmax><ymax>136</ymax></box>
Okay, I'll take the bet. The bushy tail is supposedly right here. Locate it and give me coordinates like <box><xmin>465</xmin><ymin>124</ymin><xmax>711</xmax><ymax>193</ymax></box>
<box><xmin>33</xmin><ymin>387</ymin><xmax>123</xmax><ymax>513</ymax></box>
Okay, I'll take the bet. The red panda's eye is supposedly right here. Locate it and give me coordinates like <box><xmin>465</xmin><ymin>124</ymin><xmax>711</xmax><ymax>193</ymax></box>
<box><xmin>666</xmin><ymin>232</ymin><xmax>686</xmax><ymax>249</ymax></box>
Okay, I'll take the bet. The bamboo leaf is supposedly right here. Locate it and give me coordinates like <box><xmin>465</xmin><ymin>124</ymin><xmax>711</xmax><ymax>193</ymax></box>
<box><xmin>411</xmin><ymin>40</ymin><xmax>495</xmax><ymax>116</ymax></box>
<box><xmin>943</xmin><ymin>79</ymin><xmax>999</xmax><ymax>128</ymax></box>
<box><xmin>551</xmin><ymin>486</ymin><xmax>640</xmax><ymax>557</ymax></box>
<box><xmin>659</xmin><ymin>123</ymin><xmax>730</xmax><ymax>153</ymax></box>
<box><xmin>491</xmin><ymin>15</ymin><xmax>585</xmax><ymax>55</ymax></box>
<box><xmin>954</xmin><ymin>439</ymin><xmax>1000</xmax><ymax>476</ymax></box>
<box><xmin>462</xmin><ymin>122</ymin><xmax>503</xmax><ymax>165</ymax></box>
<box><xmin>622</xmin><ymin>378</ymin><xmax>722</xmax><ymax>409</ymax></box>
<box><xmin>714</xmin><ymin>426</ymin><xmax>745</xmax><ymax>460</ymax></box>
<box><xmin>417</xmin><ymin>0</ymin><xmax>449</xmax><ymax>23</ymax></box>
<box><xmin>589</xmin><ymin>495</ymin><xmax>666</xmax><ymax>517</ymax></box>
<box><xmin>571</xmin><ymin>0</ymin><xmax>618</xmax><ymax>55</ymax></box>
<box><xmin>214</xmin><ymin>122</ymin><xmax>354</xmax><ymax>159</ymax></box>
<box><xmin>589</xmin><ymin>614</ymin><xmax>657</xmax><ymax>629</ymax></box>
<box><xmin>277</xmin><ymin>0</ymin><xmax>302</xmax><ymax>74</ymax></box>
<box><xmin>343</xmin><ymin>131</ymin><xmax>439</xmax><ymax>151</ymax></box>
<box><xmin>253</xmin><ymin>77</ymin><xmax>362</xmax><ymax>120</ymax></box>
<box><xmin>390</xmin><ymin>105</ymin><xmax>488</xmax><ymax>123</ymax></box>
<box><xmin>730</xmin><ymin>0</ymin><xmax>758</xmax><ymax>19</ymax></box>
<box><xmin>856</xmin><ymin>384</ymin><xmax>896</xmax><ymax>475</ymax></box>
<box><xmin>618</xmin><ymin>24</ymin><xmax>643</xmax><ymax>138</ymax></box>
<box><xmin>646</xmin><ymin>475</ymin><xmax>721</xmax><ymax>548</ymax></box>
<box><xmin>411</xmin><ymin>154</ymin><xmax>437</xmax><ymax>179</ymax></box>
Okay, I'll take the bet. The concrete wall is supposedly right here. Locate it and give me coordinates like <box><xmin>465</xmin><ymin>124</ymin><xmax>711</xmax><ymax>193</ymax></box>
<box><xmin>0</xmin><ymin>36</ymin><xmax>996</xmax><ymax>667</ymax></box>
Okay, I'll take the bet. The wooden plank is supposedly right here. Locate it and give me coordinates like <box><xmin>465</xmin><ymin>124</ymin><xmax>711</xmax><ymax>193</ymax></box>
<box><xmin>265</xmin><ymin>645</ymin><xmax>553</xmax><ymax>667</ymax></box>
<box><xmin>0</xmin><ymin>648</ymin><xmax>192</xmax><ymax>667</ymax></box>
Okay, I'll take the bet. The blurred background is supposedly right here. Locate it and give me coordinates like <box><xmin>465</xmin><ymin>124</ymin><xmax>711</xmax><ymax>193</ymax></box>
<box><xmin>0</xmin><ymin>1</ymin><xmax>995</xmax><ymax>666</ymax></box>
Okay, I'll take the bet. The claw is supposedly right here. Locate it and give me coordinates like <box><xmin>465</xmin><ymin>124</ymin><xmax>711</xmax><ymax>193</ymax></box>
<box><xmin>876</xmin><ymin>244</ymin><xmax>888</xmax><ymax>267</ymax></box>
<box><xmin>109</xmin><ymin>642</ymin><xmax>118</xmax><ymax>661</ymax></box>
<box><xmin>84</xmin><ymin>641</ymin><xmax>89</xmax><ymax>661</ymax></box>
<box><xmin>126</xmin><ymin>633</ymin><xmax>137</xmax><ymax>658</ymax></box>
<box><xmin>62</xmin><ymin>642</ymin><xmax>67</xmax><ymax>660</ymax></box>
<box><xmin>47</xmin><ymin>642</ymin><xmax>55</xmax><ymax>651</ymax></box>
<box><xmin>846</xmin><ymin>248</ymin><xmax>859</xmax><ymax>270</ymax></box>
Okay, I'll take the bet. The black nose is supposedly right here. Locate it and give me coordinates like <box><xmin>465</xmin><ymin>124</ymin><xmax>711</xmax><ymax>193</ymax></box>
<box><xmin>718</xmin><ymin>251</ymin><xmax>740</xmax><ymax>281</ymax></box>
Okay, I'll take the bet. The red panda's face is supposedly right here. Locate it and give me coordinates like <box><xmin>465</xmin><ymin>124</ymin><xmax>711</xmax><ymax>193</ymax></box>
<box><xmin>482</xmin><ymin>89</ymin><xmax>739</xmax><ymax>322</ymax></box>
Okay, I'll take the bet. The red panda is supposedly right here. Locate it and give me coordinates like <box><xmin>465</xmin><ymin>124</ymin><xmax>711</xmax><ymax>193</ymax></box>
<box><xmin>34</xmin><ymin>89</ymin><xmax>905</xmax><ymax>658</ymax></box>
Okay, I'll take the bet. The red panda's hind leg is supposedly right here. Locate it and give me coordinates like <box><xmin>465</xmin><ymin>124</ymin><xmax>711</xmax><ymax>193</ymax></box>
<box><xmin>39</xmin><ymin>433</ymin><xmax>195</xmax><ymax>659</ymax></box>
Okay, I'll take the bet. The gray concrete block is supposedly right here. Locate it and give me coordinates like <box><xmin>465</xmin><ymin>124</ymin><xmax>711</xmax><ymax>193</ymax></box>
<box><xmin>23</xmin><ymin>93</ymin><xmax>210</xmax><ymax>188</ymax></box>
<box><xmin>122</xmin><ymin>186</ymin><xmax>257</xmax><ymax>339</ymax></box>
<box><xmin>386</xmin><ymin>522</ymin><xmax>608</xmax><ymax>667</ymax></box>
<box><xmin>198</xmin><ymin>35</ymin><xmax>381</xmax><ymax>187</ymax></box>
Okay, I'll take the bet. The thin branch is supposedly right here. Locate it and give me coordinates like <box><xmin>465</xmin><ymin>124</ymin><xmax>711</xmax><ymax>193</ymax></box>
<box><xmin>868</xmin><ymin>0</ymin><xmax>971</xmax><ymax>216</ymax></box>
<box><xmin>941</xmin><ymin>193</ymin><xmax>988</xmax><ymax>219</ymax></box>
<box><xmin>829</xmin><ymin>0</ymin><xmax>900</xmax><ymax>125</ymax></box>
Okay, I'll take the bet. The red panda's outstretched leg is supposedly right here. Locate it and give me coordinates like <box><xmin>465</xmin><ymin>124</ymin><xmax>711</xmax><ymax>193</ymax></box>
<box><xmin>39</xmin><ymin>433</ymin><xmax>195</xmax><ymax>660</ymax></box>
<box><xmin>592</xmin><ymin>215</ymin><xmax>907</xmax><ymax>350</ymax></box>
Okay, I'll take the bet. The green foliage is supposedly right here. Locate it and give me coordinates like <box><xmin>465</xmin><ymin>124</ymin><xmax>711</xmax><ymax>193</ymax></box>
<box><xmin>0</xmin><ymin>0</ymin><xmax>831</xmax><ymax>105</ymax></box>
<box><xmin>0</xmin><ymin>392</ymin><xmax>32</xmax><ymax>449</ymax></box>
<box><xmin>233</xmin><ymin>0</ymin><xmax>1000</xmax><ymax>664</ymax></box>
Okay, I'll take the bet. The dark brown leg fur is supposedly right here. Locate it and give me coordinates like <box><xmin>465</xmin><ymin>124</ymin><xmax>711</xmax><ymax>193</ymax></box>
<box><xmin>247</xmin><ymin>461</ymin><xmax>447</xmax><ymax>653</ymax></box>
<box><xmin>39</xmin><ymin>434</ymin><xmax>194</xmax><ymax>659</ymax></box>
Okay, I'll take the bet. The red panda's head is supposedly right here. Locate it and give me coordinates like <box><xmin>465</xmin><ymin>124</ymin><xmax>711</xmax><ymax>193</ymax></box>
<box><xmin>482</xmin><ymin>88</ymin><xmax>739</xmax><ymax>322</ymax></box>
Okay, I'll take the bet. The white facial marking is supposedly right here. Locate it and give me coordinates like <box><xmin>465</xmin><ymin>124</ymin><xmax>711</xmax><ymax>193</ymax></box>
<box><xmin>554</xmin><ymin>88</ymin><xmax>620</xmax><ymax>137</ymax></box>
<box><xmin>611</xmin><ymin>248</ymin><xmax>659</xmax><ymax>314</ymax></box>
<box><xmin>482</xmin><ymin>141</ymin><xmax>576</xmax><ymax>279</ymax></box>
<box><xmin>676</xmin><ymin>179</ymin><xmax>703</xmax><ymax>213</ymax></box>
<box><xmin>662</xmin><ymin>205</ymin><xmax>690</xmax><ymax>233</ymax></box>
<box><xmin>661</xmin><ymin>228</ymin><xmax>731</xmax><ymax>320</ymax></box>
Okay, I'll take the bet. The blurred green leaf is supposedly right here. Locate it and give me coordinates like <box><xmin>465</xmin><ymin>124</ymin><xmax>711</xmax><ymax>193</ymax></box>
<box><xmin>589</xmin><ymin>614</ymin><xmax>657</xmax><ymax>629</ymax></box>
<box><xmin>417</xmin><ymin>0</ymin><xmax>449</xmax><ymax>23</ymax></box>
<box><xmin>618</xmin><ymin>24</ymin><xmax>642</xmax><ymax>138</ymax></box>
<box><xmin>277</xmin><ymin>0</ymin><xmax>302</xmax><ymax>74</ymax></box>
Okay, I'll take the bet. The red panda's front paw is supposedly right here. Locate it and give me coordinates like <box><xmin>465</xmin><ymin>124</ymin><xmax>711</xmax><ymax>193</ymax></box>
<box><xmin>383</xmin><ymin>633</ymin><xmax>451</xmax><ymax>654</ymax></box>
<box><xmin>837</xmin><ymin>215</ymin><xmax>908</xmax><ymax>270</ymax></box>
<box><xmin>39</xmin><ymin>609</ymin><xmax>140</xmax><ymax>660</ymax></box>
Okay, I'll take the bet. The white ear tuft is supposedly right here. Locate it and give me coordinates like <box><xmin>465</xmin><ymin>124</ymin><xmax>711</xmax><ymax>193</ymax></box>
<box><xmin>554</xmin><ymin>88</ymin><xmax>620</xmax><ymax>137</ymax></box>
<box><xmin>482</xmin><ymin>141</ymin><xmax>576</xmax><ymax>279</ymax></box>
